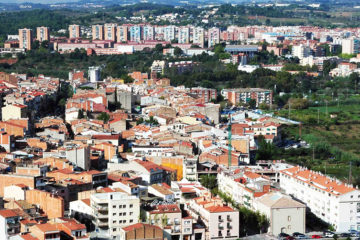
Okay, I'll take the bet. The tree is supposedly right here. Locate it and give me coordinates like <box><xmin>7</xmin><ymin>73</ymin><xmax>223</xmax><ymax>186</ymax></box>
<box><xmin>78</xmin><ymin>109</ymin><xmax>85</xmax><ymax>119</ymax></box>
<box><xmin>97</xmin><ymin>112</ymin><xmax>110</xmax><ymax>123</ymax></box>
<box><xmin>200</xmin><ymin>175</ymin><xmax>217</xmax><ymax>190</ymax></box>
<box><xmin>255</xmin><ymin>135</ymin><xmax>278</xmax><ymax>160</ymax></box>
<box><xmin>248</xmin><ymin>99</ymin><xmax>257</xmax><ymax>109</ymax></box>
<box><xmin>174</xmin><ymin>47</ymin><xmax>183</xmax><ymax>56</ymax></box>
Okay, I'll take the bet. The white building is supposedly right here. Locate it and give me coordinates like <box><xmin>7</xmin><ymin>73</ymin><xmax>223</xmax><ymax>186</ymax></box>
<box><xmin>0</xmin><ymin>209</ymin><xmax>20</xmax><ymax>240</ymax></box>
<box><xmin>208</xmin><ymin>27</ymin><xmax>220</xmax><ymax>48</ymax></box>
<box><xmin>178</xmin><ymin>27</ymin><xmax>190</xmax><ymax>44</ymax></box>
<box><xmin>91</xmin><ymin>191</ymin><xmax>140</xmax><ymax>238</ymax></box>
<box><xmin>88</xmin><ymin>66</ymin><xmax>101</xmax><ymax>82</ymax></box>
<box><xmin>292</xmin><ymin>44</ymin><xmax>311</xmax><ymax>59</ymax></box>
<box><xmin>164</xmin><ymin>25</ymin><xmax>176</xmax><ymax>42</ymax></box>
<box><xmin>280</xmin><ymin>166</ymin><xmax>360</xmax><ymax>232</ymax></box>
<box><xmin>193</xmin><ymin>27</ymin><xmax>205</xmax><ymax>48</ymax></box>
<box><xmin>342</xmin><ymin>38</ymin><xmax>360</xmax><ymax>55</ymax></box>
<box><xmin>254</xmin><ymin>192</ymin><xmax>306</xmax><ymax>236</ymax></box>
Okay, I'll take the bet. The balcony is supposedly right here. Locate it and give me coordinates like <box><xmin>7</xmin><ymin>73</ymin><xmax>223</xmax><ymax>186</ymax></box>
<box><xmin>93</xmin><ymin>219</ymin><xmax>108</xmax><ymax>227</ymax></box>
<box><xmin>95</xmin><ymin>212</ymin><xmax>108</xmax><ymax>219</ymax></box>
<box><xmin>218</xmin><ymin>225</ymin><xmax>224</xmax><ymax>230</ymax></box>
<box><xmin>227</xmin><ymin>217</ymin><xmax>232</xmax><ymax>222</ymax></box>
<box><xmin>227</xmin><ymin>225</ymin><xmax>232</xmax><ymax>229</ymax></box>
<box><xmin>174</xmin><ymin>220</ymin><xmax>181</xmax><ymax>225</ymax></box>
<box><xmin>218</xmin><ymin>218</ymin><xmax>224</xmax><ymax>222</ymax></box>
<box><xmin>94</xmin><ymin>205</ymin><xmax>108</xmax><ymax>212</ymax></box>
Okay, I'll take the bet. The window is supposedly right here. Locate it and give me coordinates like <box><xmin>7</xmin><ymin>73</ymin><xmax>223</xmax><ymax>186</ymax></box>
<box><xmin>130</xmin><ymin>220</ymin><xmax>133</xmax><ymax>223</ymax></box>
<box><xmin>119</xmin><ymin>205</ymin><xmax>122</xmax><ymax>208</ymax></box>
<box><xmin>113</xmin><ymin>220</ymin><xmax>116</xmax><ymax>223</ymax></box>
<box><xmin>288</xmin><ymin>216</ymin><xmax>291</xmax><ymax>221</ymax></box>
<box><xmin>113</xmin><ymin>213</ymin><xmax>116</xmax><ymax>216</ymax></box>
<box><xmin>123</xmin><ymin>220</ymin><xmax>126</xmax><ymax>224</ymax></box>
<box><xmin>119</xmin><ymin>213</ymin><xmax>122</xmax><ymax>216</ymax></box>
<box><xmin>113</xmin><ymin>228</ymin><xmax>116</xmax><ymax>232</ymax></box>
<box><xmin>130</xmin><ymin>212</ymin><xmax>133</xmax><ymax>216</ymax></box>
<box><xmin>123</xmin><ymin>213</ymin><xmax>126</xmax><ymax>216</ymax></box>
<box><xmin>130</xmin><ymin>204</ymin><xmax>133</xmax><ymax>208</ymax></box>
<box><xmin>123</xmin><ymin>205</ymin><xmax>126</xmax><ymax>208</ymax></box>
<box><xmin>113</xmin><ymin>205</ymin><xmax>116</xmax><ymax>208</ymax></box>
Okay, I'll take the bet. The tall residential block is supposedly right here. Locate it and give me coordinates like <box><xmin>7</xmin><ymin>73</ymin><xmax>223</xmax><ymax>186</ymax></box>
<box><xmin>117</xmin><ymin>25</ymin><xmax>128</xmax><ymax>43</ymax></box>
<box><xmin>104</xmin><ymin>23</ymin><xmax>117</xmax><ymax>41</ymax></box>
<box><xmin>208</xmin><ymin>27</ymin><xmax>220</xmax><ymax>48</ymax></box>
<box><xmin>69</xmin><ymin>24</ymin><xmax>81</xmax><ymax>39</ymax></box>
<box><xmin>193</xmin><ymin>27</ymin><xmax>205</xmax><ymax>48</ymax></box>
<box><xmin>19</xmin><ymin>28</ymin><xmax>33</xmax><ymax>50</ymax></box>
<box><xmin>143</xmin><ymin>25</ymin><xmax>154</xmax><ymax>41</ymax></box>
<box><xmin>178</xmin><ymin>27</ymin><xmax>190</xmax><ymax>44</ymax></box>
<box><xmin>92</xmin><ymin>25</ymin><xmax>104</xmax><ymax>40</ymax></box>
<box><xmin>129</xmin><ymin>25</ymin><xmax>141</xmax><ymax>42</ymax></box>
<box><xmin>36</xmin><ymin>26</ymin><xmax>50</xmax><ymax>42</ymax></box>
<box><xmin>164</xmin><ymin>25</ymin><xmax>176</xmax><ymax>42</ymax></box>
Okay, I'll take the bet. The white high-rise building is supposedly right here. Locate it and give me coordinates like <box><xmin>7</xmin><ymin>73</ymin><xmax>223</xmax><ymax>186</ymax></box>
<box><xmin>342</xmin><ymin>38</ymin><xmax>360</xmax><ymax>55</ymax></box>
<box><xmin>164</xmin><ymin>25</ymin><xmax>176</xmax><ymax>42</ymax></box>
<box><xmin>193</xmin><ymin>27</ymin><xmax>205</xmax><ymax>48</ymax></box>
<box><xmin>88</xmin><ymin>66</ymin><xmax>101</xmax><ymax>82</ymax></box>
<box><xmin>143</xmin><ymin>25</ymin><xmax>154</xmax><ymax>41</ymax></box>
<box><xmin>208</xmin><ymin>27</ymin><xmax>220</xmax><ymax>48</ymax></box>
<box><xmin>280</xmin><ymin>166</ymin><xmax>360</xmax><ymax>232</ymax></box>
<box><xmin>91</xmin><ymin>191</ymin><xmax>140</xmax><ymax>238</ymax></box>
<box><xmin>178</xmin><ymin>27</ymin><xmax>190</xmax><ymax>44</ymax></box>
<box><xmin>292</xmin><ymin>44</ymin><xmax>311</xmax><ymax>59</ymax></box>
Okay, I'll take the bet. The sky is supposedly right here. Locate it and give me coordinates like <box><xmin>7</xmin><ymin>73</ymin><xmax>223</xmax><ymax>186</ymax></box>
<box><xmin>0</xmin><ymin>0</ymin><xmax>79</xmax><ymax>3</ymax></box>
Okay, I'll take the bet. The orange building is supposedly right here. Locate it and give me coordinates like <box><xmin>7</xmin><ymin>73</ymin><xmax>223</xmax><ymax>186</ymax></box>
<box><xmin>69</xmin><ymin>24</ymin><xmax>81</xmax><ymax>39</ymax></box>
<box><xmin>0</xmin><ymin>174</ymin><xmax>36</xmax><ymax>196</ymax></box>
<box><xmin>19</xmin><ymin>28</ymin><xmax>33</xmax><ymax>50</ymax></box>
<box><xmin>36</xmin><ymin>26</ymin><xmax>50</xmax><ymax>42</ymax></box>
<box><xmin>26</xmin><ymin>189</ymin><xmax>64</xmax><ymax>219</ymax></box>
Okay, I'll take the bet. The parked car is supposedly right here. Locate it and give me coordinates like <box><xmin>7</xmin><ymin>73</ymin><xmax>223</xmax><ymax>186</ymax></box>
<box><xmin>350</xmin><ymin>229</ymin><xmax>360</xmax><ymax>237</ymax></box>
<box><xmin>279</xmin><ymin>233</ymin><xmax>290</xmax><ymax>239</ymax></box>
<box><xmin>340</xmin><ymin>232</ymin><xmax>351</xmax><ymax>237</ymax></box>
<box><xmin>286</xmin><ymin>237</ymin><xmax>296</xmax><ymax>240</ymax></box>
<box><xmin>293</xmin><ymin>232</ymin><xmax>307</xmax><ymax>239</ymax></box>
<box><xmin>311</xmin><ymin>235</ymin><xmax>322</xmax><ymax>239</ymax></box>
<box><xmin>323</xmin><ymin>231</ymin><xmax>335</xmax><ymax>238</ymax></box>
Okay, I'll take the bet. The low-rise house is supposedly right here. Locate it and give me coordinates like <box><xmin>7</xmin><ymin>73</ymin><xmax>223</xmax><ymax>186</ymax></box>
<box><xmin>254</xmin><ymin>192</ymin><xmax>306</xmax><ymax>236</ymax></box>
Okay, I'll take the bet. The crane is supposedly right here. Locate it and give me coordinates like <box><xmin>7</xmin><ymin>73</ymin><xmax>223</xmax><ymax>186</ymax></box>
<box><xmin>228</xmin><ymin>114</ymin><xmax>232</xmax><ymax>168</ymax></box>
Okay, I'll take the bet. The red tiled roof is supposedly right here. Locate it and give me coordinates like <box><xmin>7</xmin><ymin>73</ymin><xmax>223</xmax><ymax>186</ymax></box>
<box><xmin>0</xmin><ymin>209</ymin><xmax>18</xmax><ymax>218</ymax></box>
<box><xmin>205</xmin><ymin>205</ymin><xmax>235</xmax><ymax>213</ymax></box>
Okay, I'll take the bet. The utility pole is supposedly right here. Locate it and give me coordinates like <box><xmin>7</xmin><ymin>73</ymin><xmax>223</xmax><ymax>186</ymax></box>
<box><xmin>349</xmin><ymin>161</ymin><xmax>352</xmax><ymax>184</ymax></box>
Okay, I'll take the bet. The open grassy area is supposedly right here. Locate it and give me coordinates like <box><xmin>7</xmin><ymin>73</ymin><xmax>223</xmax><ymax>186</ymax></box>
<box><xmin>273</xmin><ymin>101</ymin><xmax>360</xmax><ymax>183</ymax></box>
